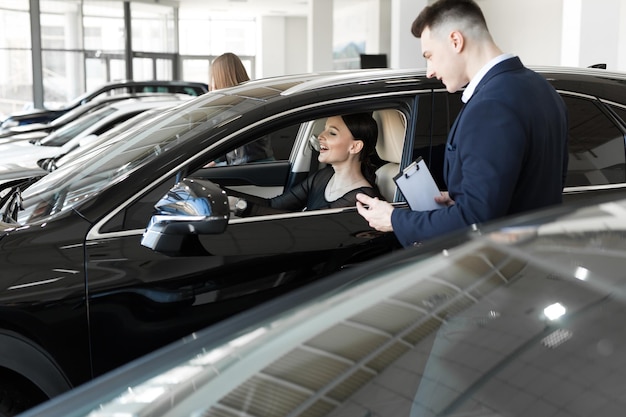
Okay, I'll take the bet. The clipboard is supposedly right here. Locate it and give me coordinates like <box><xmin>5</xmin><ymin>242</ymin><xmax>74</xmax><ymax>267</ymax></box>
<box><xmin>393</xmin><ymin>157</ymin><xmax>445</xmax><ymax>211</ymax></box>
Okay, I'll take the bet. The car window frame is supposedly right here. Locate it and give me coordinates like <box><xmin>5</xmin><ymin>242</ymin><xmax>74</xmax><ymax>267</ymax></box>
<box><xmin>91</xmin><ymin>96</ymin><xmax>418</xmax><ymax>241</ymax></box>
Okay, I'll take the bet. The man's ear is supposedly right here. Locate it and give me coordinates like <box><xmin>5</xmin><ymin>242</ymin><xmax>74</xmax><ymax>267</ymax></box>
<box><xmin>350</xmin><ymin>140</ymin><xmax>364</xmax><ymax>154</ymax></box>
<box><xmin>449</xmin><ymin>30</ymin><xmax>464</xmax><ymax>53</ymax></box>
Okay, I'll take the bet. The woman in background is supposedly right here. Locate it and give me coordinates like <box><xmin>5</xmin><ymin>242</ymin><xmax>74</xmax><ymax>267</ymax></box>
<box><xmin>210</xmin><ymin>52</ymin><xmax>250</xmax><ymax>91</ymax></box>
<box><xmin>210</xmin><ymin>52</ymin><xmax>274</xmax><ymax>165</ymax></box>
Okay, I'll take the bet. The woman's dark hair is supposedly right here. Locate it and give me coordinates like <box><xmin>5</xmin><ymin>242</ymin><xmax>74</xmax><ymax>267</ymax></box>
<box><xmin>341</xmin><ymin>112</ymin><xmax>379</xmax><ymax>185</ymax></box>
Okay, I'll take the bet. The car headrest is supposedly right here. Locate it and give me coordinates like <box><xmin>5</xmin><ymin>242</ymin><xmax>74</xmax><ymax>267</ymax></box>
<box><xmin>374</xmin><ymin>109</ymin><xmax>406</xmax><ymax>164</ymax></box>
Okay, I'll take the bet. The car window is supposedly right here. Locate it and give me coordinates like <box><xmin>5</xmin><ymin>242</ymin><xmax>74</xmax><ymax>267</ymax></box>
<box><xmin>39</xmin><ymin>106</ymin><xmax>117</xmax><ymax>147</ymax></box>
<box><xmin>112</xmin><ymin>108</ymin><xmax>403</xmax><ymax>231</ymax></box>
<box><xmin>563</xmin><ymin>95</ymin><xmax>626</xmax><ymax>187</ymax></box>
<box><xmin>211</xmin><ymin>124</ymin><xmax>300</xmax><ymax>166</ymax></box>
<box><xmin>211</xmin><ymin>108</ymin><xmax>408</xmax><ymax>212</ymax></box>
<box><xmin>102</xmin><ymin>120</ymin><xmax>306</xmax><ymax>232</ymax></box>
<box><xmin>410</xmin><ymin>92</ymin><xmax>626</xmax><ymax>190</ymax></box>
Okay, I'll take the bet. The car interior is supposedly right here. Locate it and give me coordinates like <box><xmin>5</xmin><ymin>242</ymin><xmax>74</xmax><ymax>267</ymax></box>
<box><xmin>373</xmin><ymin>109</ymin><xmax>407</xmax><ymax>202</ymax></box>
<box><xmin>203</xmin><ymin>107</ymin><xmax>409</xmax><ymax>218</ymax></box>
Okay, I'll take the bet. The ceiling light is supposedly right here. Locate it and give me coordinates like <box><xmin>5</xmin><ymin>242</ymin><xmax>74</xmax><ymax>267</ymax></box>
<box><xmin>575</xmin><ymin>266</ymin><xmax>589</xmax><ymax>280</ymax></box>
<box><xmin>544</xmin><ymin>302</ymin><xmax>566</xmax><ymax>321</ymax></box>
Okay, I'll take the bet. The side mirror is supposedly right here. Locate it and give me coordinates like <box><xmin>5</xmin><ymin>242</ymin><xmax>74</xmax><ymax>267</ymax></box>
<box><xmin>141</xmin><ymin>178</ymin><xmax>230</xmax><ymax>255</ymax></box>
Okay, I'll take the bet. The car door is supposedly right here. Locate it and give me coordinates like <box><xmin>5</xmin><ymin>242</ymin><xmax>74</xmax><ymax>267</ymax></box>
<box><xmin>408</xmin><ymin>89</ymin><xmax>626</xmax><ymax>206</ymax></box>
<box><xmin>83</xmin><ymin>111</ymin><xmax>404</xmax><ymax>376</ymax></box>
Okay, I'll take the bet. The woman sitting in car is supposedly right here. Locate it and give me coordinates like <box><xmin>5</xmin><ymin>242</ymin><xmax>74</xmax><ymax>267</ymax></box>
<box><xmin>231</xmin><ymin>112</ymin><xmax>383</xmax><ymax>216</ymax></box>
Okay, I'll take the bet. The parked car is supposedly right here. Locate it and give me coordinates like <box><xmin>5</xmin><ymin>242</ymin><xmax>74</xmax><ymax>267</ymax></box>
<box><xmin>0</xmin><ymin>94</ymin><xmax>190</xmax><ymax>172</ymax></box>
<box><xmin>0</xmin><ymin>80</ymin><xmax>208</xmax><ymax>130</ymax></box>
<box><xmin>17</xmin><ymin>192</ymin><xmax>626</xmax><ymax>417</ymax></box>
<box><xmin>1</xmin><ymin>66</ymin><xmax>626</xmax><ymax>415</ymax></box>
<box><xmin>0</xmin><ymin>92</ymin><xmax>194</xmax><ymax>143</ymax></box>
<box><xmin>0</xmin><ymin>107</ymin><xmax>170</xmax><ymax>189</ymax></box>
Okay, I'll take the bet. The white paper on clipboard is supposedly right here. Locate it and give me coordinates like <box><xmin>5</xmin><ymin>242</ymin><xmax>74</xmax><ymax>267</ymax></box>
<box><xmin>393</xmin><ymin>157</ymin><xmax>445</xmax><ymax>211</ymax></box>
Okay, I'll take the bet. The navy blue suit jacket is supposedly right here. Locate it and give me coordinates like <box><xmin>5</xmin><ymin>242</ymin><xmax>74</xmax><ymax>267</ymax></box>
<box><xmin>392</xmin><ymin>57</ymin><xmax>569</xmax><ymax>247</ymax></box>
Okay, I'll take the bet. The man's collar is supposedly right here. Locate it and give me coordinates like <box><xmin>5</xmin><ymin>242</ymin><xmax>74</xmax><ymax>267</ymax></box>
<box><xmin>461</xmin><ymin>53</ymin><xmax>516</xmax><ymax>103</ymax></box>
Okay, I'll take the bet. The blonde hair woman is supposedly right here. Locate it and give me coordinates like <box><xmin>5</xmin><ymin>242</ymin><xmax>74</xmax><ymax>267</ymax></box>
<box><xmin>209</xmin><ymin>53</ymin><xmax>273</xmax><ymax>165</ymax></box>
<box><xmin>210</xmin><ymin>52</ymin><xmax>250</xmax><ymax>90</ymax></box>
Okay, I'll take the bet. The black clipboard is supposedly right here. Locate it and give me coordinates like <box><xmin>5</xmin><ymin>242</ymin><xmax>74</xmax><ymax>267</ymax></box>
<box><xmin>393</xmin><ymin>157</ymin><xmax>445</xmax><ymax>211</ymax></box>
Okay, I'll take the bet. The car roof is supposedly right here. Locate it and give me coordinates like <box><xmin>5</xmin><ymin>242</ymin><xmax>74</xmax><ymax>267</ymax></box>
<box><xmin>219</xmin><ymin>66</ymin><xmax>626</xmax><ymax>105</ymax></box>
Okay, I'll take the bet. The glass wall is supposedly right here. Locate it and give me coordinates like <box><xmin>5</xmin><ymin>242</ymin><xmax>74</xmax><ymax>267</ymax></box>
<box><xmin>0</xmin><ymin>0</ymin><xmax>32</xmax><ymax>118</ymax></box>
<box><xmin>130</xmin><ymin>2</ymin><xmax>177</xmax><ymax>81</ymax></box>
<box><xmin>40</xmin><ymin>0</ymin><xmax>84</xmax><ymax>107</ymax></box>
<box><xmin>0</xmin><ymin>0</ymin><xmax>257</xmax><ymax>117</ymax></box>
<box><xmin>130</xmin><ymin>2</ymin><xmax>176</xmax><ymax>53</ymax></box>
<box><xmin>179</xmin><ymin>15</ymin><xmax>256</xmax><ymax>85</ymax></box>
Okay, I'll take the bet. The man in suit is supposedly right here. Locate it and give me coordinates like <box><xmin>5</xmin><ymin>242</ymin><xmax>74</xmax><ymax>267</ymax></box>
<box><xmin>356</xmin><ymin>0</ymin><xmax>569</xmax><ymax>247</ymax></box>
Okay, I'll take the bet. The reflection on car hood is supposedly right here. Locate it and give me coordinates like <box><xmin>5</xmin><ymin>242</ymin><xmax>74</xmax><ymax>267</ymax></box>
<box><xmin>17</xmin><ymin>195</ymin><xmax>626</xmax><ymax>417</ymax></box>
<box><xmin>0</xmin><ymin>164</ymin><xmax>47</xmax><ymax>178</ymax></box>
<box><xmin>0</xmin><ymin>221</ymin><xmax>19</xmax><ymax>234</ymax></box>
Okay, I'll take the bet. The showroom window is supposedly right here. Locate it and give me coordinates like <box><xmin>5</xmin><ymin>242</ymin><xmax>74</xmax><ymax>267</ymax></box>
<box><xmin>0</xmin><ymin>0</ymin><xmax>259</xmax><ymax>115</ymax></box>
<box><xmin>179</xmin><ymin>16</ymin><xmax>256</xmax><ymax>84</ymax></box>
<box><xmin>40</xmin><ymin>0</ymin><xmax>86</xmax><ymax>107</ymax></box>
<box><xmin>82</xmin><ymin>0</ymin><xmax>126</xmax><ymax>91</ymax></box>
<box><xmin>130</xmin><ymin>1</ymin><xmax>177</xmax><ymax>81</ymax></box>
<box><xmin>0</xmin><ymin>0</ymin><xmax>32</xmax><ymax>118</ymax></box>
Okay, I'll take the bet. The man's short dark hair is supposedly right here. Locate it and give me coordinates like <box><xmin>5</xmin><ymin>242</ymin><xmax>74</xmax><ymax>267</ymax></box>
<box><xmin>411</xmin><ymin>0</ymin><xmax>488</xmax><ymax>38</ymax></box>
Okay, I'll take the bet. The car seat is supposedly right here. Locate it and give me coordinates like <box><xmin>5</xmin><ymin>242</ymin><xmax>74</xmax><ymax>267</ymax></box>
<box><xmin>373</xmin><ymin>109</ymin><xmax>407</xmax><ymax>202</ymax></box>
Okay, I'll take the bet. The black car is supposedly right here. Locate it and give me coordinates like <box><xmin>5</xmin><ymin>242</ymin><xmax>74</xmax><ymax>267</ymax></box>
<box><xmin>16</xmin><ymin>191</ymin><xmax>626</xmax><ymax>417</ymax></box>
<box><xmin>0</xmin><ymin>66</ymin><xmax>625</xmax><ymax>415</ymax></box>
<box><xmin>0</xmin><ymin>80</ymin><xmax>208</xmax><ymax>130</ymax></box>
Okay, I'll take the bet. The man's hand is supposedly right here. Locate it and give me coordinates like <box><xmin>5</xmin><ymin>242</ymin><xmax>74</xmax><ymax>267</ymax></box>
<box><xmin>356</xmin><ymin>193</ymin><xmax>394</xmax><ymax>232</ymax></box>
<box><xmin>435</xmin><ymin>191</ymin><xmax>455</xmax><ymax>206</ymax></box>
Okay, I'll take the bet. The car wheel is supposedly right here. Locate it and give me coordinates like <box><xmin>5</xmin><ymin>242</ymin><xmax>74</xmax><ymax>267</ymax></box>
<box><xmin>0</xmin><ymin>370</ymin><xmax>48</xmax><ymax>417</ymax></box>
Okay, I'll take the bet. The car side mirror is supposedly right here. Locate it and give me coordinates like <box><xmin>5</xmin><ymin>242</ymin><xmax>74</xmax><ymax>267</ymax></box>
<box><xmin>141</xmin><ymin>178</ymin><xmax>230</xmax><ymax>255</ymax></box>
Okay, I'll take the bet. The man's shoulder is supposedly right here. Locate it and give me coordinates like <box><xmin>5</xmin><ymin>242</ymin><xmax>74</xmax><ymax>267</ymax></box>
<box><xmin>481</xmin><ymin>60</ymin><xmax>552</xmax><ymax>96</ymax></box>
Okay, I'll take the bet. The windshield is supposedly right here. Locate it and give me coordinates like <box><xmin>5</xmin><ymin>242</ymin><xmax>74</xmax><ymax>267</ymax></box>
<box><xmin>13</xmin><ymin>93</ymin><xmax>254</xmax><ymax>224</ymax></box>
<box><xmin>39</xmin><ymin>106</ymin><xmax>117</xmax><ymax>147</ymax></box>
<box><xmin>48</xmin><ymin>101</ymin><xmax>107</xmax><ymax>127</ymax></box>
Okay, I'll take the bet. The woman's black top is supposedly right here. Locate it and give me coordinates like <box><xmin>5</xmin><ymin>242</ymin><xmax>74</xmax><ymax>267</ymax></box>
<box><xmin>246</xmin><ymin>166</ymin><xmax>382</xmax><ymax>216</ymax></box>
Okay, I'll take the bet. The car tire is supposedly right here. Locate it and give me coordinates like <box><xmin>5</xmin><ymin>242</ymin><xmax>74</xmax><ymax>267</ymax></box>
<box><xmin>0</xmin><ymin>331</ymin><xmax>72</xmax><ymax>415</ymax></box>
<box><xmin>0</xmin><ymin>373</ymin><xmax>46</xmax><ymax>417</ymax></box>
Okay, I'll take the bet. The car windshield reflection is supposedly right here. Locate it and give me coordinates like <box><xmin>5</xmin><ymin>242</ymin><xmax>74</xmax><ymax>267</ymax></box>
<box><xmin>14</xmin><ymin>94</ymin><xmax>252</xmax><ymax>224</ymax></box>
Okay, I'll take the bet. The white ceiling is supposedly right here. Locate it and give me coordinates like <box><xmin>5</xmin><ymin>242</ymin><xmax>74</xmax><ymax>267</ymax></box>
<box><xmin>176</xmin><ymin>0</ymin><xmax>310</xmax><ymax>17</ymax></box>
